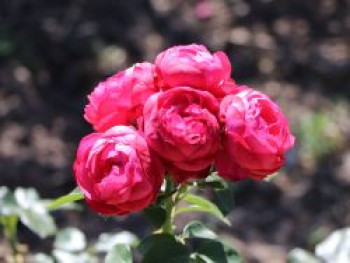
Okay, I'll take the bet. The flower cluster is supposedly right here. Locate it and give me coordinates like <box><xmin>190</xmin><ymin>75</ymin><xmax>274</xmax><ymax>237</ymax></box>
<box><xmin>74</xmin><ymin>44</ymin><xmax>295</xmax><ymax>215</ymax></box>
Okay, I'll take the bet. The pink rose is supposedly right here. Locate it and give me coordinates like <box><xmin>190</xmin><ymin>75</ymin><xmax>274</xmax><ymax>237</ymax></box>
<box><xmin>155</xmin><ymin>44</ymin><xmax>233</xmax><ymax>98</ymax></box>
<box><xmin>73</xmin><ymin>126</ymin><xmax>164</xmax><ymax>215</ymax></box>
<box><xmin>220</xmin><ymin>79</ymin><xmax>243</xmax><ymax>96</ymax></box>
<box><xmin>84</xmin><ymin>62</ymin><xmax>157</xmax><ymax>132</ymax></box>
<box><xmin>216</xmin><ymin>88</ymin><xmax>295</xmax><ymax>180</ymax></box>
<box><xmin>143</xmin><ymin>87</ymin><xmax>220</xmax><ymax>183</ymax></box>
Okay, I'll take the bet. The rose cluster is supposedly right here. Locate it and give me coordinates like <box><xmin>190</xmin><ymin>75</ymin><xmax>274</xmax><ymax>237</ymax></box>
<box><xmin>74</xmin><ymin>44</ymin><xmax>295</xmax><ymax>215</ymax></box>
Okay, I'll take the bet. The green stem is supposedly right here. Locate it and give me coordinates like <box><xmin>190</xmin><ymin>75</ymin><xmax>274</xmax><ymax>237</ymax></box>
<box><xmin>161</xmin><ymin>176</ymin><xmax>175</xmax><ymax>234</ymax></box>
<box><xmin>175</xmin><ymin>184</ymin><xmax>188</xmax><ymax>203</ymax></box>
<box><xmin>160</xmin><ymin>178</ymin><xmax>189</xmax><ymax>234</ymax></box>
<box><xmin>2</xmin><ymin>216</ymin><xmax>19</xmax><ymax>263</ymax></box>
<box><xmin>161</xmin><ymin>197</ymin><xmax>175</xmax><ymax>234</ymax></box>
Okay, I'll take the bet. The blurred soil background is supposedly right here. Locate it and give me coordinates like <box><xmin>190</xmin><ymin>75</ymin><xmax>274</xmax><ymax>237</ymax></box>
<box><xmin>0</xmin><ymin>0</ymin><xmax>349</xmax><ymax>262</ymax></box>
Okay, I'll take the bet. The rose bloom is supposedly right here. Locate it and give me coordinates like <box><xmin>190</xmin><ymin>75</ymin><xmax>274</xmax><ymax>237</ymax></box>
<box><xmin>216</xmin><ymin>88</ymin><xmax>295</xmax><ymax>180</ymax></box>
<box><xmin>143</xmin><ymin>86</ymin><xmax>220</xmax><ymax>183</ymax></box>
<box><xmin>155</xmin><ymin>44</ymin><xmax>233</xmax><ymax>98</ymax></box>
<box><xmin>73</xmin><ymin>126</ymin><xmax>164</xmax><ymax>215</ymax></box>
<box><xmin>84</xmin><ymin>62</ymin><xmax>157</xmax><ymax>132</ymax></box>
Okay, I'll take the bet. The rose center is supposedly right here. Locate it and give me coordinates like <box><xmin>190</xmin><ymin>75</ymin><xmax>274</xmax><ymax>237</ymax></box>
<box><xmin>161</xmin><ymin>104</ymin><xmax>212</xmax><ymax>145</ymax></box>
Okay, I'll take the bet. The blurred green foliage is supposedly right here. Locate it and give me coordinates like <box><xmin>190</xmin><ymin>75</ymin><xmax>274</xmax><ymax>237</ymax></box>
<box><xmin>298</xmin><ymin>112</ymin><xmax>342</xmax><ymax>158</ymax></box>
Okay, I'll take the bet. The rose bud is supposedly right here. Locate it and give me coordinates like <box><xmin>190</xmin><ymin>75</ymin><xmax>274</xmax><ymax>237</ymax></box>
<box><xmin>84</xmin><ymin>62</ymin><xmax>157</xmax><ymax>132</ymax></box>
<box><xmin>216</xmin><ymin>88</ymin><xmax>295</xmax><ymax>180</ymax></box>
<box><xmin>155</xmin><ymin>44</ymin><xmax>233</xmax><ymax>98</ymax></box>
<box><xmin>73</xmin><ymin>126</ymin><xmax>164</xmax><ymax>215</ymax></box>
<box><xmin>143</xmin><ymin>86</ymin><xmax>220</xmax><ymax>183</ymax></box>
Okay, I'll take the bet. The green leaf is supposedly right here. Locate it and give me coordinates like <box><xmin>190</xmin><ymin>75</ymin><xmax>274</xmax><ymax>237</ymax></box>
<box><xmin>47</xmin><ymin>188</ymin><xmax>84</xmax><ymax>210</ymax></box>
<box><xmin>54</xmin><ymin>228</ymin><xmax>87</xmax><ymax>252</ymax></box>
<box><xmin>138</xmin><ymin>234</ymin><xmax>175</xmax><ymax>254</ymax></box>
<box><xmin>193</xmin><ymin>239</ymin><xmax>243</xmax><ymax>263</ymax></box>
<box><xmin>95</xmin><ymin>231</ymin><xmax>139</xmax><ymax>252</ymax></box>
<box><xmin>18</xmin><ymin>206</ymin><xmax>57</xmax><ymax>238</ymax></box>
<box><xmin>315</xmin><ymin>228</ymin><xmax>350</xmax><ymax>263</ymax></box>
<box><xmin>191</xmin><ymin>253</ymin><xmax>216</xmax><ymax>263</ymax></box>
<box><xmin>105</xmin><ymin>244</ymin><xmax>132</xmax><ymax>263</ymax></box>
<box><xmin>14</xmin><ymin>188</ymin><xmax>40</xmax><ymax>208</ymax></box>
<box><xmin>29</xmin><ymin>253</ymin><xmax>55</xmax><ymax>263</ymax></box>
<box><xmin>167</xmin><ymin>255</ymin><xmax>192</xmax><ymax>263</ymax></box>
<box><xmin>308</xmin><ymin>226</ymin><xmax>330</xmax><ymax>248</ymax></box>
<box><xmin>143</xmin><ymin>206</ymin><xmax>167</xmax><ymax>228</ymax></box>
<box><xmin>14</xmin><ymin>188</ymin><xmax>56</xmax><ymax>238</ymax></box>
<box><xmin>0</xmin><ymin>187</ymin><xmax>11</xmax><ymax>199</ymax></box>
<box><xmin>195</xmin><ymin>239</ymin><xmax>226</xmax><ymax>263</ymax></box>
<box><xmin>197</xmin><ymin>173</ymin><xmax>228</xmax><ymax>190</ymax></box>
<box><xmin>213</xmin><ymin>184</ymin><xmax>235</xmax><ymax>216</ymax></box>
<box><xmin>138</xmin><ymin>234</ymin><xmax>190</xmax><ymax>263</ymax></box>
<box><xmin>223</xmin><ymin>244</ymin><xmax>244</xmax><ymax>263</ymax></box>
<box><xmin>176</xmin><ymin>194</ymin><xmax>230</xmax><ymax>225</ymax></box>
<box><xmin>0</xmin><ymin>186</ymin><xmax>10</xmax><ymax>200</ymax></box>
<box><xmin>0</xmin><ymin>187</ymin><xmax>19</xmax><ymax>215</ymax></box>
<box><xmin>287</xmin><ymin>248</ymin><xmax>320</xmax><ymax>263</ymax></box>
<box><xmin>183</xmin><ymin>221</ymin><xmax>217</xmax><ymax>240</ymax></box>
<box><xmin>53</xmin><ymin>250</ymin><xmax>97</xmax><ymax>263</ymax></box>
<box><xmin>198</xmin><ymin>174</ymin><xmax>236</xmax><ymax>216</ymax></box>
<box><xmin>0</xmin><ymin>188</ymin><xmax>56</xmax><ymax>238</ymax></box>
<box><xmin>197</xmin><ymin>181</ymin><xmax>227</xmax><ymax>190</ymax></box>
